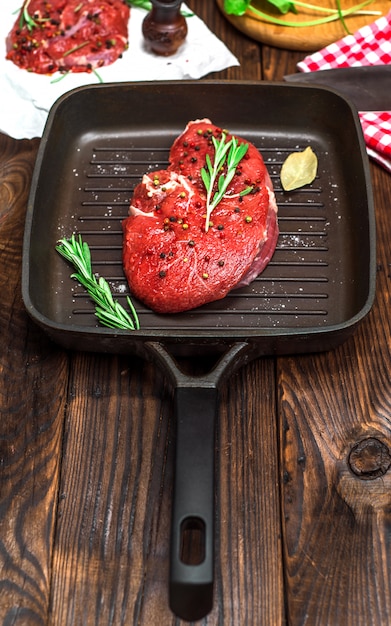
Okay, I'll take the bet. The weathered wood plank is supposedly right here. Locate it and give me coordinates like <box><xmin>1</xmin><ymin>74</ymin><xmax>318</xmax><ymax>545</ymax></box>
<box><xmin>0</xmin><ymin>134</ymin><xmax>68</xmax><ymax>625</ymax></box>
<box><xmin>279</xmin><ymin>163</ymin><xmax>391</xmax><ymax>625</ymax></box>
<box><xmin>50</xmin><ymin>353</ymin><xmax>177</xmax><ymax>624</ymax></box>
<box><xmin>193</xmin><ymin>0</ymin><xmax>262</xmax><ymax>80</ymax></box>
<box><xmin>262</xmin><ymin>47</ymin><xmax>307</xmax><ymax>80</ymax></box>
<box><xmin>216</xmin><ymin>359</ymin><xmax>284</xmax><ymax>625</ymax></box>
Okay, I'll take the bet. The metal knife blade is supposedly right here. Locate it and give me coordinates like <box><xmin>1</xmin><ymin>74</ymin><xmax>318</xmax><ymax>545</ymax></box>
<box><xmin>284</xmin><ymin>65</ymin><xmax>391</xmax><ymax>111</ymax></box>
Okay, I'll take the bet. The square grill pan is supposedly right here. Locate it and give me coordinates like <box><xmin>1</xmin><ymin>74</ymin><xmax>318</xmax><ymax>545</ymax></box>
<box><xmin>21</xmin><ymin>81</ymin><xmax>376</xmax><ymax>620</ymax></box>
<box><xmin>22</xmin><ymin>80</ymin><xmax>375</xmax><ymax>357</ymax></box>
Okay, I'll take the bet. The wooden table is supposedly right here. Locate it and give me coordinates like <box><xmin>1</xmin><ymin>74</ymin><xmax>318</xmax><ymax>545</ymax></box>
<box><xmin>1</xmin><ymin>2</ymin><xmax>391</xmax><ymax>624</ymax></box>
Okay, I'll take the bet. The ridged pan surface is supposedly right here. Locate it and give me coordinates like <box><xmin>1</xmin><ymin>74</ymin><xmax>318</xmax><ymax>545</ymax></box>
<box><xmin>22</xmin><ymin>81</ymin><xmax>376</xmax><ymax>356</ymax></box>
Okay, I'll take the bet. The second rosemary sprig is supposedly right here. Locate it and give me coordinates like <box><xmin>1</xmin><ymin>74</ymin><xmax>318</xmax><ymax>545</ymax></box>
<box><xmin>56</xmin><ymin>234</ymin><xmax>140</xmax><ymax>331</ymax></box>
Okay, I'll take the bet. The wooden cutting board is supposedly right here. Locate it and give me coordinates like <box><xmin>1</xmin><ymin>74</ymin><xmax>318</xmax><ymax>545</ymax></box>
<box><xmin>216</xmin><ymin>0</ymin><xmax>389</xmax><ymax>51</ymax></box>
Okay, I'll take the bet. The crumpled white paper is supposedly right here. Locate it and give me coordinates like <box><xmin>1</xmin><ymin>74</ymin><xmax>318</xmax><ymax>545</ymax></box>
<box><xmin>0</xmin><ymin>2</ymin><xmax>239</xmax><ymax>139</ymax></box>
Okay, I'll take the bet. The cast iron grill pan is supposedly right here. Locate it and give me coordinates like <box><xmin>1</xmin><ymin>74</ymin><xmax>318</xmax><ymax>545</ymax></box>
<box><xmin>22</xmin><ymin>81</ymin><xmax>375</xmax><ymax>621</ymax></box>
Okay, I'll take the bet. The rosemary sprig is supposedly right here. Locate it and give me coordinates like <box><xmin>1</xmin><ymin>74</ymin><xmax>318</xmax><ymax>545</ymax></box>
<box><xmin>93</xmin><ymin>68</ymin><xmax>104</xmax><ymax>83</ymax></box>
<box><xmin>50</xmin><ymin>68</ymin><xmax>103</xmax><ymax>84</ymax></box>
<box><xmin>18</xmin><ymin>0</ymin><xmax>50</xmax><ymax>31</ymax></box>
<box><xmin>50</xmin><ymin>71</ymin><xmax>70</xmax><ymax>83</ymax></box>
<box><xmin>56</xmin><ymin>234</ymin><xmax>140</xmax><ymax>331</ymax></box>
<box><xmin>63</xmin><ymin>41</ymin><xmax>91</xmax><ymax>57</ymax></box>
<box><xmin>20</xmin><ymin>1</ymin><xmax>36</xmax><ymax>31</ymax></box>
<box><xmin>201</xmin><ymin>133</ymin><xmax>250</xmax><ymax>232</ymax></box>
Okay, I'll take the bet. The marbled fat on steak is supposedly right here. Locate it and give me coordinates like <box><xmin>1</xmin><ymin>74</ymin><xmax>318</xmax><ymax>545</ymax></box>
<box><xmin>6</xmin><ymin>0</ymin><xmax>129</xmax><ymax>74</ymax></box>
<box><xmin>122</xmin><ymin>119</ymin><xmax>279</xmax><ymax>314</ymax></box>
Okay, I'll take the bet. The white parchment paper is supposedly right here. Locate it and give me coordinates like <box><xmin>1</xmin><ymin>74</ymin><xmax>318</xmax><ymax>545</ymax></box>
<box><xmin>0</xmin><ymin>2</ymin><xmax>239</xmax><ymax>139</ymax></box>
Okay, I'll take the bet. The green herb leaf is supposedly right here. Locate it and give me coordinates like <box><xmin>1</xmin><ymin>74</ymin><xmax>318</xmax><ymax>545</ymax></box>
<box><xmin>262</xmin><ymin>0</ymin><xmax>296</xmax><ymax>14</ymax></box>
<box><xmin>200</xmin><ymin>167</ymin><xmax>210</xmax><ymax>189</ymax></box>
<box><xmin>56</xmin><ymin>234</ymin><xmax>140</xmax><ymax>331</ymax></box>
<box><xmin>280</xmin><ymin>146</ymin><xmax>318</xmax><ymax>191</ymax></box>
<box><xmin>239</xmin><ymin>186</ymin><xmax>254</xmax><ymax>197</ymax></box>
<box><xmin>224</xmin><ymin>0</ymin><xmax>251</xmax><ymax>15</ymax></box>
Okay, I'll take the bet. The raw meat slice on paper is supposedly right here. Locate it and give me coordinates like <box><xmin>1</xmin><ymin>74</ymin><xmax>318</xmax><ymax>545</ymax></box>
<box><xmin>6</xmin><ymin>0</ymin><xmax>130</xmax><ymax>75</ymax></box>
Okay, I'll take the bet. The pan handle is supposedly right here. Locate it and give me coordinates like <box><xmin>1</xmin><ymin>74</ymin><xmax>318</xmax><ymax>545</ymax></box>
<box><xmin>145</xmin><ymin>341</ymin><xmax>251</xmax><ymax>621</ymax></box>
<box><xmin>169</xmin><ymin>384</ymin><xmax>217</xmax><ymax>621</ymax></box>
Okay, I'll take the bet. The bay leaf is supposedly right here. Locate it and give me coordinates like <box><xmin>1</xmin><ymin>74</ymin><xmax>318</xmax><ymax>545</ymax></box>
<box><xmin>280</xmin><ymin>146</ymin><xmax>318</xmax><ymax>191</ymax></box>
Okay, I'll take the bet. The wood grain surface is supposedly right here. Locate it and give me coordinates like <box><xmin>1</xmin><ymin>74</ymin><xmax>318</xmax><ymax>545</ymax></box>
<box><xmin>0</xmin><ymin>133</ymin><xmax>66</xmax><ymax>623</ymax></box>
<box><xmin>279</xmin><ymin>162</ymin><xmax>391</xmax><ymax>626</ymax></box>
<box><xmin>1</xmin><ymin>2</ymin><xmax>391</xmax><ymax>625</ymax></box>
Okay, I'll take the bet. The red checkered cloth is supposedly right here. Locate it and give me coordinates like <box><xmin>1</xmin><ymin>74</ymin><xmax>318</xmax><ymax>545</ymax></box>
<box><xmin>297</xmin><ymin>10</ymin><xmax>391</xmax><ymax>172</ymax></box>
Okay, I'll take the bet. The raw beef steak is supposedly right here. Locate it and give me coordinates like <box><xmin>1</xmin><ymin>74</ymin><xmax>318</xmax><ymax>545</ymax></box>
<box><xmin>6</xmin><ymin>0</ymin><xmax>129</xmax><ymax>75</ymax></box>
<box><xmin>122</xmin><ymin>119</ymin><xmax>279</xmax><ymax>314</ymax></box>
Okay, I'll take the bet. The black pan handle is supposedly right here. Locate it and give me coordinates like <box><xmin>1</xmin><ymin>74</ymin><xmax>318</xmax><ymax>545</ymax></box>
<box><xmin>169</xmin><ymin>384</ymin><xmax>217</xmax><ymax>621</ymax></box>
<box><xmin>145</xmin><ymin>341</ymin><xmax>251</xmax><ymax>621</ymax></box>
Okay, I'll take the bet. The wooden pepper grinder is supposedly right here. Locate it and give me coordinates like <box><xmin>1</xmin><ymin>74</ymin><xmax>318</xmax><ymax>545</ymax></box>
<box><xmin>142</xmin><ymin>0</ymin><xmax>188</xmax><ymax>56</ymax></box>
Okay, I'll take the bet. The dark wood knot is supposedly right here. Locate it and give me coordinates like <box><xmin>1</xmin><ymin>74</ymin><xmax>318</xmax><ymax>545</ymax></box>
<box><xmin>348</xmin><ymin>438</ymin><xmax>391</xmax><ymax>480</ymax></box>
